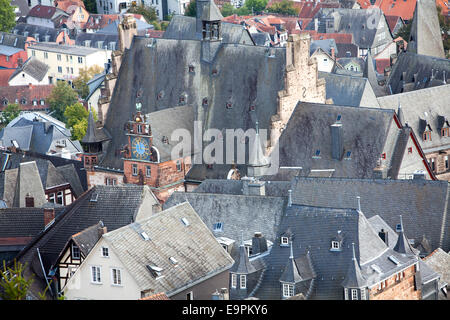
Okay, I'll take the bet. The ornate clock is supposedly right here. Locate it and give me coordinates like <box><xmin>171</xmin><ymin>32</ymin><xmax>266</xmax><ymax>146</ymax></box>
<box><xmin>131</xmin><ymin>137</ymin><xmax>150</xmax><ymax>161</ymax></box>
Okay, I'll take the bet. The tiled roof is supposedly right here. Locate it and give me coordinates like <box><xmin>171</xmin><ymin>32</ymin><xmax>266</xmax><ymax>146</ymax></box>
<box><xmin>27</xmin><ymin>5</ymin><xmax>64</xmax><ymax>20</ymax></box>
<box><xmin>385</xmin><ymin>15</ymin><xmax>402</xmax><ymax>33</ymax></box>
<box><xmin>10</xmin><ymin>56</ymin><xmax>49</xmax><ymax>82</ymax></box>
<box><xmin>374</xmin><ymin>0</ymin><xmax>417</xmax><ymax>20</ymax></box>
<box><xmin>103</xmin><ymin>202</ymin><xmax>234</xmax><ymax>296</ymax></box>
<box><xmin>140</xmin><ymin>292</ymin><xmax>170</xmax><ymax>300</ymax></box>
<box><xmin>301</xmin><ymin>30</ymin><xmax>354</xmax><ymax>43</ymax></box>
<box><xmin>375</xmin><ymin>58</ymin><xmax>390</xmax><ymax>74</ymax></box>
<box><xmin>55</xmin><ymin>0</ymin><xmax>86</xmax><ymax>12</ymax></box>
<box><xmin>0</xmin><ymin>84</ymin><xmax>54</xmax><ymax>112</ymax></box>
<box><xmin>0</xmin><ymin>69</ymin><xmax>16</xmax><ymax>86</ymax></box>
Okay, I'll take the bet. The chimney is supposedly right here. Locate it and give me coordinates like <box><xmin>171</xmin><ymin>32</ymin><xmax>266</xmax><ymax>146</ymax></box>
<box><xmin>330</xmin><ymin>123</ymin><xmax>344</xmax><ymax>160</ymax></box>
<box><xmin>44</xmin><ymin>208</ymin><xmax>55</xmax><ymax>227</ymax></box>
<box><xmin>17</xmin><ymin>58</ymin><xmax>23</xmax><ymax>67</ymax></box>
<box><xmin>330</xmin><ymin>47</ymin><xmax>335</xmax><ymax>60</ymax></box>
<box><xmin>251</xmin><ymin>232</ymin><xmax>268</xmax><ymax>255</ymax></box>
<box><xmin>378</xmin><ymin>228</ymin><xmax>388</xmax><ymax>245</ymax></box>
<box><xmin>98</xmin><ymin>221</ymin><xmax>107</xmax><ymax>237</ymax></box>
<box><xmin>25</xmin><ymin>194</ymin><xmax>34</xmax><ymax>207</ymax></box>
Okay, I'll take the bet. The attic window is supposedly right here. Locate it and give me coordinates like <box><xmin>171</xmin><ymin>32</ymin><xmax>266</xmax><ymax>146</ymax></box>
<box><xmin>336</xmin><ymin>115</ymin><xmax>342</xmax><ymax>122</ymax></box>
<box><xmin>169</xmin><ymin>257</ymin><xmax>178</xmax><ymax>265</ymax></box>
<box><xmin>21</xmin><ymin>98</ymin><xmax>27</xmax><ymax>105</ymax></box>
<box><xmin>179</xmin><ymin>93</ymin><xmax>187</xmax><ymax>105</ymax></box>
<box><xmin>140</xmin><ymin>232</ymin><xmax>150</xmax><ymax>241</ymax></box>
<box><xmin>344</xmin><ymin>151</ymin><xmax>352</xmax><ymax>159</ymax></box>
<box><xmin>188</xmin><ymin>65</ymin><xmax>195</xmax><ymax>73</ymax></box>
<box><xmin>330</xmin><ymin>241</ymin><xmax>340</xmax><ymax>250</ymax></box>
<box><xmin>396</xmin><ymin>224</ymin><xmax>402</xmax><ymax>232</ymax></box>
<box><xmin>423</xmin><ymin>131</ymin><xmax>431</xmax><ymax>141</ymax></box>
<box><xmin>280</xmin><ymin>237</ymin><xmax>289</xmax><ymax>246</ymax></box>
<box><xmin>408</xmin><ymin>147</ymin><xmax>413</xmax><ymax>154</ymax></box>
<box><xmin>381</xmin><ymin>152</ymin><xmax>386</xmax><ymax>159</ymax></box>
<box><xmin>157</xmin><ymin>90</ymin><xmax>164</xmax><ymax>100</ymax></box>
<box><xmin>313</xmin><ymin>149</ymin><xmax>321</xmax><ymax>159</ymax></box>
<box><xmin>388</xmin><ymin>255</ymin><xmax>401</xmax><ymax>266</ymax></box>
<box><xmin>441</xmin><ymin>127</ymin><xmax>449</xmax><ymax>137</ymax></box>
<box><xmin>249</xmin><ymin>105</ymin><xmax>255</xmax><ymax>111</ymax></box>
<box><xmin>90</xmin><ymin>193</ymin><xmax>98</xmax><ymax>202</ymax></box>
<box><xmin>371</xmin><ymin>264</ymin><xmax>382</xmax><ymax>274</ymax></box>
<box><xmin>202</xmin><ymin>98</ymin><xmax>208</xmax><ymax>107</ymax></box>
<box><xmin>213</xmin><ymin>222</ymin><xmax>223</xmax><ymax>232</ymax></box>
<box><xmin>162</xmin><ymin>136</ymin><xmax>169</xmax><ymax>144</ymax></box>
<box><xmin>226</xmin><ymin>101</ymin><xmax>232</xmax><ymax>109</ymax></box>
<box><xmin>71</xmin><ymin>243</ymin><xmax>80</xmax><ymax>259</ymax></box>
<box><xmin>146</xmin><ymin>265</ymin><xmax>163</xmax><ymax>279</ymax></box>
<box><xmin>181</xmin><ymin>217</ymin><xmax>190</xmax><ymax>226</ymax></box>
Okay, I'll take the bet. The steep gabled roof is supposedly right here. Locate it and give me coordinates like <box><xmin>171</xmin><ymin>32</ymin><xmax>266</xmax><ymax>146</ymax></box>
<box><xmin>81</xmin><ymin>111</ymin><xmax>110</xmax><ymax>144</ymax></box>
<box><xmin>10</xmin><ymin>56</ymin><xmax>49</xmax><ymax>82</ymax></box>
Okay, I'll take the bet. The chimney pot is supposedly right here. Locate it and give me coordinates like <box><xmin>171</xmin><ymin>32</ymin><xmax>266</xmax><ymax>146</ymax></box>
<box><xmin>44</xmin><ymin>208</ymin><xmax>55</xmax><ymax>227</ymax></box>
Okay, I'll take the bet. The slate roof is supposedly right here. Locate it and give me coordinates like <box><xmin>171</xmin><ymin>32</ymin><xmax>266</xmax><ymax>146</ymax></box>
<box><xmin>15</xmin><ymin>185</ymin><xmax>149</xmax><ymax>297</ymax></box>
<box><xmin>318</xmin><ymin>71</ymin><xmax>379</xmax><ymax>108</ymax></box>
<box><xmin>27</xmin><ymin>42</ymin><xmax>103</xmax><ymax>56</ymax></box>
<box><xmin>423</xmin><ymin>248</ymin><xmax>450</xmax><ymax>289</ymax></box>
<box><xmin>377</xmin><ymin>84</ymin><xmax>450</xmax><ymax>153</ymax></box>
<box><xmin>12</xmin><ymin>23</ymin><xmax>61</xmax><ymax>43</ymax></box>
<box><xmin>163</xmin><ymin>191</ymin><xmax>287</xmax><ymax>244</ymax></box>
<box><xmin>75</xmin><ymin>32</ymin><xmax>118</xmax><ymax>50</ymax></box>
<box><xmin>81</xmin><ymin>111</ymin><xmax>110</xmax><ymax>144</ymax></box>
<box><xmin>289</xmin><ymin>176</ymin><xmax>450</xmax><ymax>252</ymax></box>
<box><xmin>335</xmin><ymin>43</ymin><xmax>358</xmax><ymax>58</ymax></box>
<box><xmin>10</xmin><ymin>56</ymin><xmax>49</xmax><ymax>82</ymax></box>
<box><xmin>69</xmin><ymin>221</ymin><xmax>104</xmax><ymax>257</ymax></box>
<box><xmin>387</xmin><ymin>51</ymin><xmax>450</xmax><ymax>94</ymax></box>
<box><xmin>407</xmin><ymin>0</ymin><xmax>445</xmax><ymax>58</ymax></box>
<box><xmin>0</xmin><ymin>32</ymin><xmax>28</xmax><ymax>50</ymax></box>
<box><xmin>102</xmin><ymin>202</ymin><xmax>234</xmax><ymax>296</ymax></box>
<box><xmin>253</xmin><ymin>204</ymin><xmax>418</xmax><ymax>300</ymax></box>
<box><xmin>0</xmin><ymin>125</ymin><xmax>33</xmax><ymax>151</ymax></box>
<box><xmin>310</xmin><ymin>39</ymin><xmax>338</xmax><ymax>56</ymax></box>
<box><xmin>95</xmin><ymin>19</ymin><xmax>153</xmax><ymax>35</ymax></box>
<box><xmin>274</xmin><ymin>102</ymin><xmax>396</xmax><ymax>179</ymax></box>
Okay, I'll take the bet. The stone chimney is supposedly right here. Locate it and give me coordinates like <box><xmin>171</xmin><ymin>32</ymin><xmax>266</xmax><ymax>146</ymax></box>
<box><xmin>251</xmin><ymin>232</ymin><xmax>268</xmax><ymax>255</ymax></box>
<box><xmin>44</xmin><ymin>208</ymin><xmax>55</xmax><ymax>227</ymax></box>
<box><xmin>118</xmin><ymin>15</ymin><xmax>137</xmax><ymax>52</ymax></box>
<box><xmin>330</xmin><ymin>122</ymin><xmax>343</xmax><ymax>160</ymax></box>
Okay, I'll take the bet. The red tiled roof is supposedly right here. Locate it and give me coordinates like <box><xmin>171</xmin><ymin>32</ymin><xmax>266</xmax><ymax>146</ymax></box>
<box><xmin>0</xmin><ymin>69</ymin><xmax>16</xmax><ymax>86</ymax></box>
<box><xmin>140</xmin><ymin>292</ymin><xmax>170</xmax><ymax>300</ymax></box>
<box><xmin>84</xmin><ymin>14</ymin><xmax>144</xmax><ymax>30</ymax></box>
<box><xmin>146</xmin><ymin>30</ymin><xmax>165</xmax><ymax>38</ymax></box>
<box><xmin>385</xmin><ymin>15</ymin><xmax>402</xmax><ymax>33</ymax></box>
<box><xmin>356</xmin><ymin>0</ymin><xmax>373</xmax><ymax>8</ymax></box>
<box><xmin>28</xmin><ymin>5</ymin><xmax>58</xmax><ymax>19</ymax></box>
<box><xmin>0</xmin><ymin>84</ymin><xmax>54</xmax><ymax>112</ymax></box>
<box><xmin>374</xmin><ymin>0</ymin><xmax>417</xmax><ymax>21</ymax></box>
<box><xmin>55</xmin><ymin>0</ymin><xmax>86</xmax><ymax>12</ymax></box>
<box><xmin>375</xmin><ymin>58</ymin><xmax>391</xmax><ymax>74</ymax></box>
<box><xmin>436</xmin><ymin>0</ymin><xmax>449</xmax><ymax>17</ymax></box>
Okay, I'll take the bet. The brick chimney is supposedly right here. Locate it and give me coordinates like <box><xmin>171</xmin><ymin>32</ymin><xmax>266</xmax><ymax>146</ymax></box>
<box><xmin>25</xmin><ymin>194</ymin><xmax>34</xmax><ymax>207</ymax></box>
<box><xmin>98</xmin><ymin>223</ymin><xmax>107</xmax><ymax>237</ymax></box>
<box><xmin>44</xmin><ymin>208</ymin><xmax>55</xmax><ymax>227</ymax></box>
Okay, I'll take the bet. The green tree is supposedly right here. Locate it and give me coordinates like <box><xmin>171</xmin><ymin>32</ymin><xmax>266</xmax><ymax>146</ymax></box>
<box><xmin>437</xmin><ymin>6</ymin><xmax>450</xmax><ymax>55</ymax></box>
<box><xmin>221</xmin><ymin>3</ymin><xmax>235</xmax><ymax>17</ymax></box>
<box><xmin>64</xmin><ymin>103</ymin><xmax>98</xmax><ymax>141</ymax></box>
<box><xmin>0</xmin><ymin>0</ymin><xmax>16</xmax><ymax>33</ymax></box>
<box><xmin>235</xmin><ymin>6</ymin><xmax>251</xmax><ymax>16</ymax></box>
<box><xmin>394</xmin><ymin>21</ymin><xmax>411</xmax><ymax>41</ymax></box>
<box><xmin>82</xmin><ymin>0</ymin><xmax>97</xmax><ymax>14</ymax></box>
<box><xmin>267</xmin><ymin>0</ymin><xmax>298</xmax><ymax>16</ymax></box>
<box><xmin>48</xmin><ymin>81</ymin><xmax>79</xmax><ymax>122</ymax></box>
<box><xmin>127</xmin><ymin>3</ymin><xmax>158</xmax><ymax>24</ymax></box>
<box><xmin>0</xmin><ymin>260</ymin><xmax>34</xmax><ymax>300</ymax></box>
<box><xmin>0</xmin><ymin>103</ymin><xmax>20</xmax><ymax>127</ymax></box>
<box><xmin>243</xmin><ymin>0</ymin><xmax>268</xmax><ymax>14</ymax></box>
<box><xmin>185</xmin><ymin>0</ymin><xmax>196</xmax><ymax>17</ymax></box>
<box><xmin>73</xmin><ymin>65</ymin><xmax>103</xmax><ymax>100</ymax></box>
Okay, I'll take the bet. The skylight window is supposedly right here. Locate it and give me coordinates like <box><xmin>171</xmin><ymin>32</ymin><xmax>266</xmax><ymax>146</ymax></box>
<box><xmin>336</xmin><ymin>115</ymin><xmax>342</xmax><ymax>122</ymax></box>
<box><xmin>146</xmin><ymin>265</ymin><xmax>163</xmax><ymax>278</ymax></box>
<box><xmin>181</xmin><ymin>217</ymin><xmax>190</xmax><ymax>226</ymax></box>
<box><xmin>140</xmin><ymin>232</ymin><xmax>150</xmax><ymax>241</ymax></box>
<box><xmin>388</xmin><ymin>255</ymin><xmax>401</xmax><ymax>266</ymax></box>
<box><xmin>169</xmin><ymin>257</ymin><xmax>178</xmax><ymax>265</ymax></box>
<box><xmin>371</xmin><ymin>264</ymin><xmax>382</xmax><ymax>274</ymax></box>
<box><xmin>90</xmin><ymin>193</ymin><xmax>98</xmax><ymax>202</ymax></box>
<box><xmin>213</xmin><ymin>222</ymin><xmax>223</xmax><ymax>232</ymax></box>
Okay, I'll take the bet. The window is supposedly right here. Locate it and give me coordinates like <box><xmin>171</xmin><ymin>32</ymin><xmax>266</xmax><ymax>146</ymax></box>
<box><xmin>430</xmin><ymin>158</ymin><xmax>435</xmax><ymax>171</ymax></box>
<box><xmin>281</xmin><ymin>237</ymin><xmax>289</xmax><ymax>246</ymax></box>
<box><xmin>213</xmin><ymin>222</ymin><xmax>223</xmax><ymax>232</ymax></box>
<box><xmin>66</xmin><ymin>67</ymin><xmax>69</xmax><ymax>73</ymax></box>
<box><xmin>57</xmin><ymin>54</ymin><xmax>61</xmax><ymax>61</ymax></box>
<box><xmin>105</xmin><ymin>177</ymin><xmax>116</xmax><ymax>185</ymax></box>
<box><xmin>331</xmin><ymin>241</ymin><xmax>340</xmax><ymax>250</ymax></box>
<box><xmin>408</xmin><ymin>147</ymin><xmax>413</xmax><ymax>154</ymax></box>
<box><xmin>56</xmin><ymin>191</ymin><xmax>63</xmax><ymax>204</ymax></box>
<box><xmin>188</xmin><ymin>65</ymin><xmax>194</xmax><ymax>73</ymax></box>
<box><xmin>360</xmin><ymin>288</ymin><xmax>366</xmax><ymax>300</ymax></box>
<box><xmin>102</xmin><ymin>247</ymin><xmax>109</xmax><ymax>257</ymax></box>
<box><xmin>445</xmin><ymin>155</ymin><xmax>449</xmax><ymax>170</ymax></box>
<box><xmin>33</xmin><ymin>99</ymin><xmax>37</xmax><ymax>106</ymax></box>
<box><xmin>32</xmin><ymin>50</ymin><xmax>35</xmax><ymax>56</ymax></box>
<box><xmin>181</xmin><ymin>217</ymin><xmax>190</xmax><ymax>226</ymax></box>
<box><xmin>91</xmin><ymin>266</ymin><xmax>101</xmax><ymax>283</ymax></box>
<box><xmin>231</xmin><ymin>274</ymin><xmax>237</xmax><ymax>288</ymax></box>
<box><xmin>111</xmin><ymin>268</ymin><xmax>122</xmax><ymax>285</ymax></box>
<box><xmin>70</xmin><ymin>67</ymin><xmax>73</xmax><ymax>74</ymax></box>
<box><xmin>351</xmin><ymin>289</ymin><xmax>358</xmax><ymax>300</ymax></box>
<box><xmin>381</xmin><ymin>152</ymin><xmax>386</xmax><ymax>159</ymax></box>
<box><xmin>146</xmin><ymin>166</ymin><xmax>151</xmax><ymax>177</ymax></box>
<box><xmin>58</xmin><ymin>66</ymin><xmax>62</xmax><ymax>73</ymax></box>
<box><xmin>176</xmin><ymin>160</ymin><xmax>182</xmax><ymax>172</ymax></box>
<box><xmin>282</xmin><ymin>283</ymin><xmax>294</xmax><ymax>297</ymax></box>
<box><xmin>423</xmin><ymin>131</ymin><xmax>431</xmax><ymax>141</ymax></box>
<box><xmin>78</xmin><ymin>57</ymin><xmax>83</xmax><ymax>63</ymax></box>
<box><xmin>40</xmin><ymin>99</ymin><xmax>45</xmax><ymax>105</ymax></box>
<box><xmin>44</xmin><ymin>52</ymin><xmax>48</xmax><ymax>59</ymax></box>
<box><xmin>442</xmin><ymin>127</ymin><xmax>449</xmax><ymax>137</ymax></box>
<box><xmin>48</xmin><ymin>193</ymin><xmax>55</xmax><ymax>203</ymax></box>
<box><xmin>344</xmin><ymin>288</ymin><xmax>348</xmax><ymax>300</ymax></box>
<box><xmin>132</xmin><ymin>164</ymin><xmax>138</xmax><ymax>176</ymax></box>
<box><xmin>240</xmin><ymin>275</ymin><xmax>246</xmax><ymax>289</ymax></box>
<box><xmin>186</xmin><ymin>291</ymin><xmax>193</xmax><ymax>300</ymax></box>
<box><xmin>72</xmin><ymin>243</ymin><xmax>80</xmax><ymax>259</ymax></box>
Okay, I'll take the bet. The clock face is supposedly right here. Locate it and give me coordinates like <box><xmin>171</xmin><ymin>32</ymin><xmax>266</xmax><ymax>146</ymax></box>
<box><xmin>131</xmin><ymin>137</ymin><xmax>150</xmax><ymax>160</ymax></box>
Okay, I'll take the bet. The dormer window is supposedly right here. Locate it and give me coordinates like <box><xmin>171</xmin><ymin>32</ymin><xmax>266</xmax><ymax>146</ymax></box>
<box><xmin>281</xmin><ymin>237</ymin><xmax>289</xmax><ymax>246</ymax></box>
<box><xmin>202</xmin><ymin>98</ymin><xmax>208</xmax><ymax>107</ymax></box>
<box><xmin>213</xmin><ymin>222</ymin><xmax>223</xmax><ymax>232</ymax></box>
<box><xmin>331</xmin><ymin>241</ymin><xmax>340</xmax><ymax>250</ymax></box>
<box><xmin>71</xmin><ymin>243</ymin><xmax>80</xmax><ymax>259</ymax></box>
<box><xmin>381</xmin><ymin>152</ymin><xmax>386</xmax><ymax>159</ymax></box>
<box><xmin>226</xmin><ymin>101</ymin><xmax>232</xmax><ymax>109</ymax></box>
<box><xmin>146</xmin><ymin>264</ymin><xmax>163</xmax><ymax>279</ymax></box>
<box><xmin>442</xmin><ymin>127</ymin><xmax>449</xmax><ymax>137</ymax></box>
<box><xmin>240</xmin><ymin>275</ymin><xmax>246</xmax><ymax>289</ymax></box>
<box><xmin>423</xmin><ymin>131</ymin><xmax>431</xmax><ymax>141</ymax></box>
<box><xmin>231</xmin><ymin>273</ymin><xmax>237</xmax><ymax>288</ymax></box>
<box><xmin>282</xmin><ymin>283</ymin><xmax>294</xmax><ymax>298</ymax></box>
<box><xmin>351</xmin><ymin>289</ymin><xmax>358</xmax><ymax>300</ymax></box>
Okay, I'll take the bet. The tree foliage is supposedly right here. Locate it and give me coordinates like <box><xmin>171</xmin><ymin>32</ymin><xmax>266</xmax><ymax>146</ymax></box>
<box><xmin>82</xmin><ymin>0</ymin><xmax>97</xmax><ymax>13</ymax></box>
<box><xmin>221</xmin><ymin>3</ymin><xmax>235</xmax><ymax>17</ymax></box>
<box><xmin>267</xmin><ymin>0</ymin><xmax>298</xmax><ymax>16</ymax></box>
<box><xmin>48</xmin><ymin>81</ymin><xmax>79</xmax><ymax>122</ymax></box>
<box><xmin>185</xmin><ymin>0</ymin><xmax>196</xmax><ymax>17</ymax></box>
<box><xmin>73</xmin><ymin>65</ymin><xmax>103</xmax><ymax>100</ymax></box>
<box><xmin>0</xmin><ymin>260</ymin><xmax>34</xmax><ymax>300</ymax></box>
<box><xmin>0</xmin><ymin>103</ymin><xmax>20</xmax><ymax>127</ymax></box>
<box><xmin>437</xmin><ymin>6</ymin><xmax>450</xmax><ymax>55</ymax></box>
<box><xmin>128</xmin><ymin>3</ymin><xmax>158</xmax><ymax>23</ymax></box>
<box><xmin>64</xmin><ymin>103</ymin><xmax>97</xmax><ymax>141</ymax></box>
<box><xmin>244</xmin><ymin>0</ymin><xmax>269</xmax><ymax>14</ymax></box>
<box><xmin>0</xmin><ymin>0</ymin><xmax>16</xmax><ymax>33</ymax></box>
<box><xmin>394</xmin><ymin>21</ymin><xmax>411</xmax><ymax>42</ymax></box>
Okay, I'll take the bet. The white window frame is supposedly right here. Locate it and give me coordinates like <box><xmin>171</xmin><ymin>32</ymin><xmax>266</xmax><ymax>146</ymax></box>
<box><xmin>102</xmin><ymin>247</ymin><xmax>109</xmax><ymax>257</ymax></box>
<box><xmin>71</xmin><ymin>243</ymin><xmax>80</xmax><ymax>260</ymax></box>
<box><xmin>351</xmin><ymin>289</ymin><xmax>358</xmax><ymax>300</ymax></box>
<box><xmin>344</xmin><ymin>288</ymin><xmax>348</xmax><ymax>300</ymax></box>
<box><xmin>146</xmin><ymin>166</ymin><xmax>151</xmax><ymax>177</ymax></box>
<box><xmin>231</xmin><ymin>273</ymin><xmax>237</xmax><ymax>288</ymax></box>
<box><xmin>56</xmin><ymin>191</ymin><xmax>64</xmax><ymax>204</ymax></box>
<box><xmin>48</xmin><ymin>193</ymin><xmax>55</xmax><ymax>203</ymax></box>
<box><xmin>360</xmin><ymin>288</ymin><xmax>366</xmax><ymax>300</ymax></box>
<box><xmin>110</xmin><ymin>268</ymin><xmax>122</xmax><ymax>286</ymax></box>
<box><xmin>132</xmin><ymin>164</ymin><xmax>138</xmax><ymax>176</ymax></box>
<box><xmin>91</xmin><ymin>266</ymin><xmax>102</xmax><ymax>284</ymax></box>
<box><xmin>281</xmin><ymin>237</ymin><xmax>289</xmax><ymax>246</ymax></box>
<box><xmin>240</xmin><ymin>275</ymin><xmax>246</xmax><ymax>289</ymax></box>
<box><xmin>331</xmin><ymin>241</ymin><xmax>340</xmax><ymax>250</ymax></box>
<box><xmin>282</xmin><ymin>283</ymin><xmax>294</xmax><ymax>297</ymax></box>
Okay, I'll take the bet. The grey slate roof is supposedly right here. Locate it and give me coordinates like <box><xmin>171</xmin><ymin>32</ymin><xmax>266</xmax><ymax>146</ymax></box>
<box><xmin>341</xmin><ymin>243</ymin><xmax>367</xmax><ymax>288</ymax></box>
<box><xmin>290</xmin><ymin>176</ymin><xmax>450</xmax><ymax>252</ymax></box>
<box><xmin>310</xmin><ymin>39</ymin><xmax>338</xmax><ymax>56</ymax></box>
<box><xmin>163</xmin><ymin>192</ymin><xmax>287</xmax><ymax>244</ymax></box>
<box><xmin>81</xmin><ymin>111</ymin><xmax>110</xmax><ymax>144</ymax></box>
<box><xmin>27</xmin><ymin>42</ymin><xmax>104</xmax><ymax>56</ymax></box>
<box><xmin>364</xmin><ymin>50</ymin><xmax>388</xmax><ymax>97</ymax></box>
<box><xmin>12</xmin><ymin>23</ymin><xmax>60</xmax><ymax>43</ymax></box>
<box><xmin>318</xmin><ymin>71</ymin><xmax>379</xmax><ymax>107</ymax></box>
<box><xmin>15</xmin><ymin>185</ymin><xmax>150</xmax><ymax>297</ymax></box>
<box><xmin>96</xmin><ymin>19</ymin><xmax>153</xmax><ymax>35</ymax></box>
<box><xmin>407</xmin><ymin>0</ymin><xmax>446</xmax><ymax>59</ymax></box>
<box><xmin>423</xmin><ymin>248</ymin><xmax>450</xmax><ymax>289</ymax></box>
<box><xmin>230</xmin><ymin>241</ymin><xmax>257</xmax><ymax>274</ymax></box>
<box><xmin>377</xmin><ymin>85</ymin><xmax>450</xmax><ymax>153</ymax></box>
<box><xmin>102</xmin><ymin>202</ymin><xmax>234</xmax><ymax>296</ymax></box>
<box><xmin>10</xmin><ymin>56</ymin><xmax>49</xmax><ymax>82</ymax></box>
<box><xmin>0</xmin><ymin>32</ymin><xmax>28</xmax><ymax>50</ymax></box>
<box><xmin>273</xmin><ymin>102</ymin><xmax>396</xmax><ymax>179</ymax></box>
<box><xmin>70</xmin><ymin>221</ymin><xmax>105</xmax><ymax>257</ymax></box>
<box><xmin>0</xmin><ymin>125</ymin><xmax>33</xmax><ymax>151</ymax></box>
<box><xmin>387</xmin><ymin>51</ymin><xmax>450</xmax><ymax>94</ymax></box>
<box><xmin>335</xmin><ymin>43</ymin><xmax>358</xmax><ymax>58</ymax></box>
<box><xmin>75</xmin><ymin>32</ymin><xmax>118</xmax><ymax>50</ymax></box>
